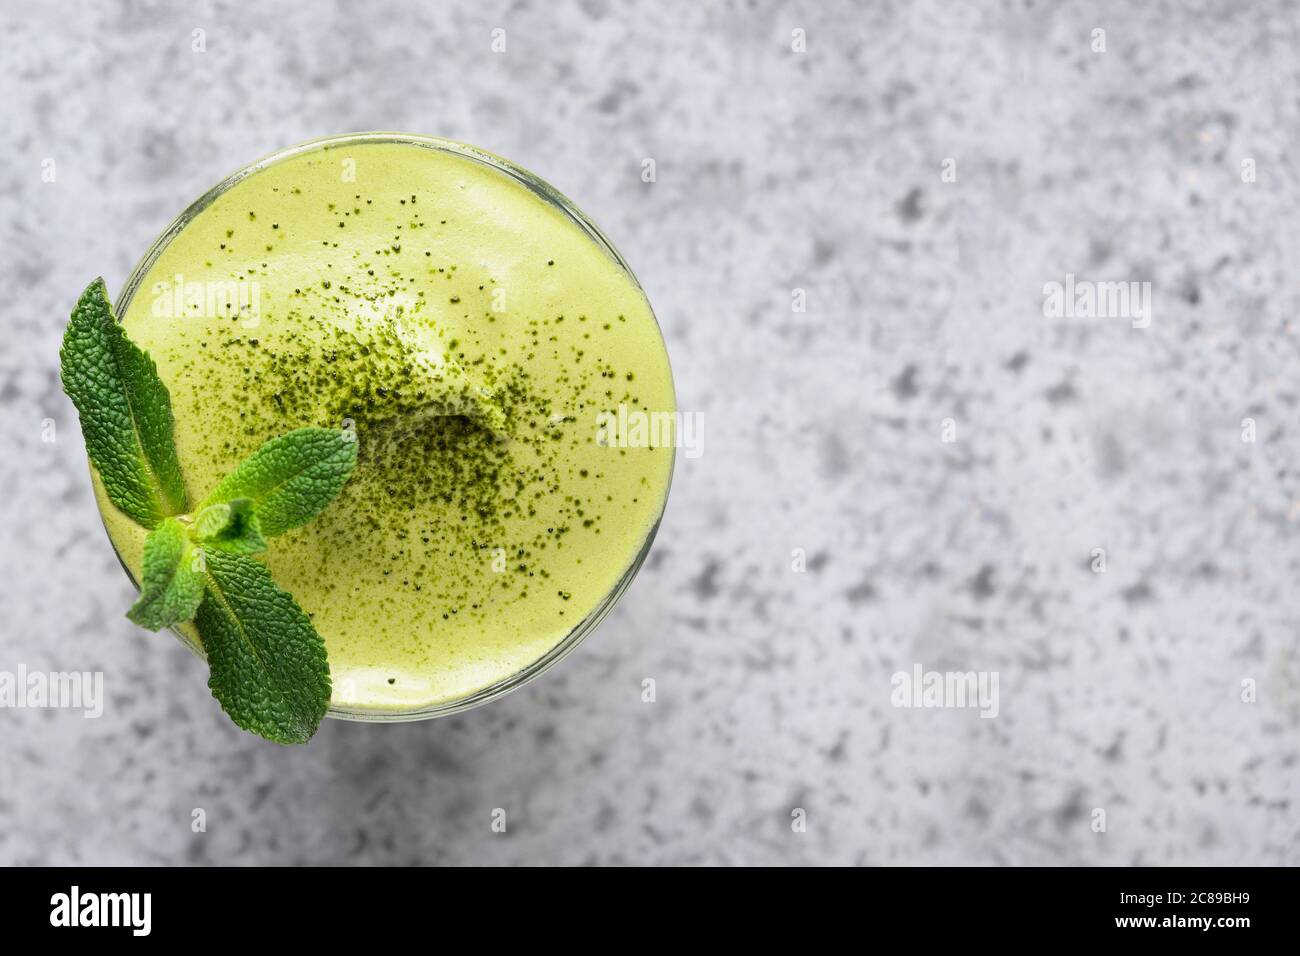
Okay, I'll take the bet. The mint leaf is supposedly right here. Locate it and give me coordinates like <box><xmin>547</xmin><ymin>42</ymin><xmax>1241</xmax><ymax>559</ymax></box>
<box><xmin>126</xmin><ymin>517</ymin><xmax>205</xmax><ymax>630</ymax></box>
<box><xmin>202</xmin><ymin>427</ymin><xmax>357</xmax><ymax>537</ymax></box>
<box><xmin>195</xmin><ymin>549</ymin><xmax>331</xmax><ymax>744</ymax></box>
<box><xmin>59</xmin><ymin>278</ymin><xmax>188</xmax><ymax>528</ymax></box>
<box><xmin>193</xmin><ymin>501</ymin><xmax>235</xmax><ymax>538</ymax></box>
<box><xmin>193</xmin><ymin>498</ymin><xmax>266</xmax><ymax>554</ymax></box>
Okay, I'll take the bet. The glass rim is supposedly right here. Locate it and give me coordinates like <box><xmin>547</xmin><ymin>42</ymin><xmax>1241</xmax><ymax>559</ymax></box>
<box><xmin>109</xmin><ymin>131</ymin><xmax>676</xmax><ymax>723</ymax></box>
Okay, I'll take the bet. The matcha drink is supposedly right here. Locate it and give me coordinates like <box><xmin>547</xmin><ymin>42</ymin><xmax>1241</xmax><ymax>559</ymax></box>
<box><xmin>92</xmin><ymin>134</ymin><xmax>675</xmax><ymax>716</ymax></box>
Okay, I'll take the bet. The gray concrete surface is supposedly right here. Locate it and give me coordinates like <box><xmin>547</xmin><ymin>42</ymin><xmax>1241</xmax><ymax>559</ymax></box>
<box><xmin>1</xmin><ymin>0</ymin><xmax>1298</xmax><ymax>865</ymax></box>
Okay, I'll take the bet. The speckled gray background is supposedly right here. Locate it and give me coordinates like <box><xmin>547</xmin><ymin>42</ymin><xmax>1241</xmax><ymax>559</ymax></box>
<box><xmin>2</xmin><ymin>0</ymin><xmax>1298</xmax><ymax>866</ymax></box>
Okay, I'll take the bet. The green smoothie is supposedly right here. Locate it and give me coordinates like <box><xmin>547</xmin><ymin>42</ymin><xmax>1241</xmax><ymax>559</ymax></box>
<box><xmin>93</xmin><ymin>136</ymin><xmax>675</xmax><ymax>713</ymax></box>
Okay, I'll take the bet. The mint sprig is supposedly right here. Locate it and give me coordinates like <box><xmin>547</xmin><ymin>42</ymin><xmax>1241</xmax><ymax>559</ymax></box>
<box><xmin>60</xmin><ymin>279</ymin><xmax>357</xmax><ymax>745</ymax></box>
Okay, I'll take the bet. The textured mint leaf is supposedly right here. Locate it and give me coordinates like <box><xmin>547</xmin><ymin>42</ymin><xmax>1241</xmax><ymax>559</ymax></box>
<box><xmin>126</xmin><ymin>517</ymin><xmax>205</xmax><ymax>630</ymax></box>
<box><xmin>193</xmin><ymin>498</ymin><xmax>266</xmax><ymax>554</ymax></box>
<box><xmin>59</xmin><ymin>278</ymin><xmax>188</xmax><ymax>528</ymax></box>
<box><xmin>195</xmin><ymin>549</ymin><xmax>331</xmax><ymax>744</ymax></box>
<box><xmin>193</xmin><ymin>501</ymin><xmax>234</xmax><ymax>539</ymax></box>
<box><xmin>202</xmin><ymin>427</ymin><xmax>357</xmax><ymax>538</ymax></box>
